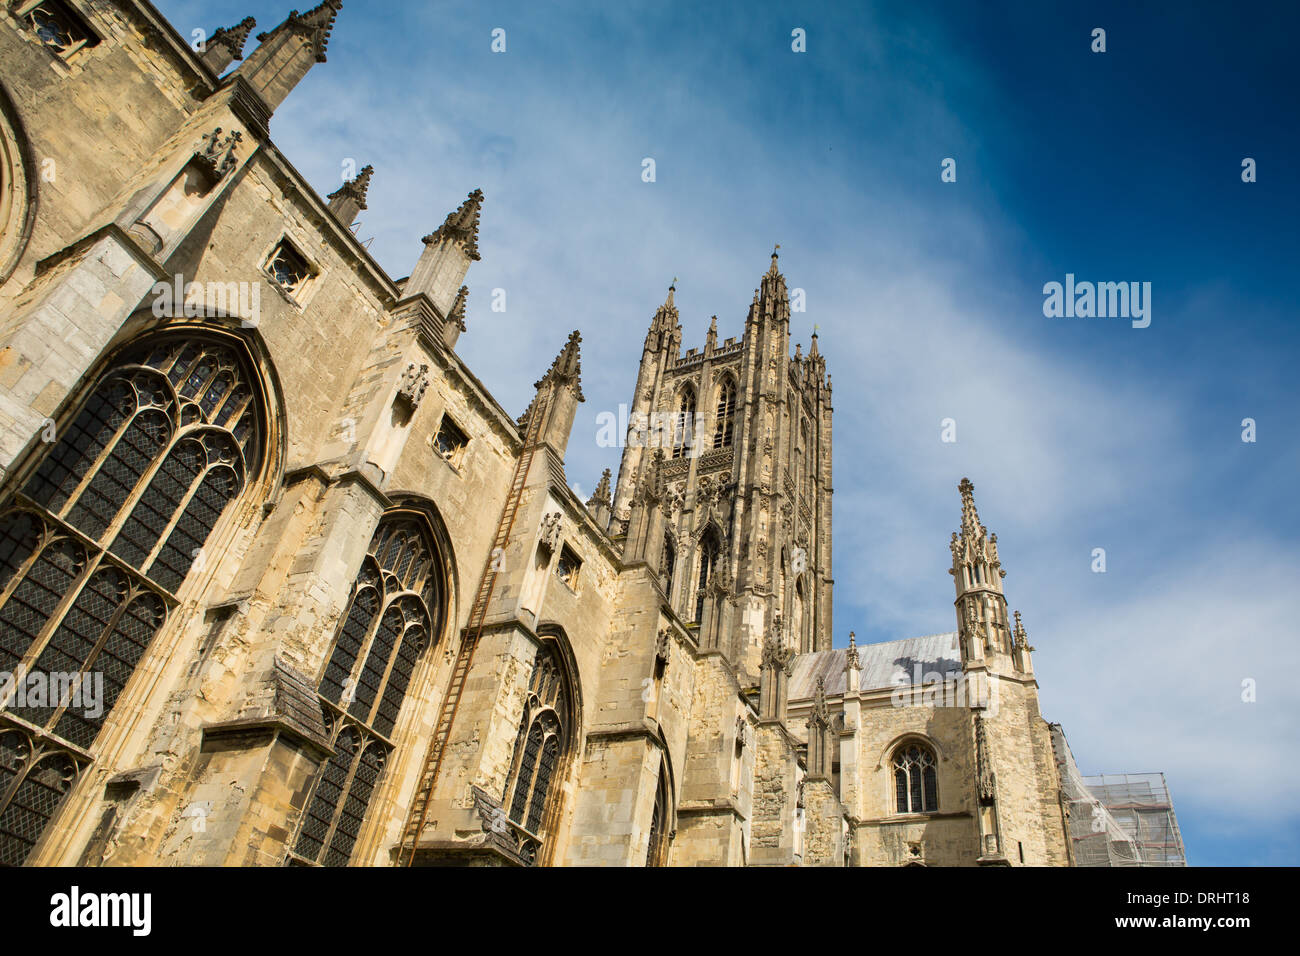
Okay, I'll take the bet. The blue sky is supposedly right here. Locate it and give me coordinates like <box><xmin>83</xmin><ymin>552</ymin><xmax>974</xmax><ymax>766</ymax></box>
<box><xmin>156</xmin><ymin>0</ymin><xmax>1299</xmax><ymax>865</ymax></box>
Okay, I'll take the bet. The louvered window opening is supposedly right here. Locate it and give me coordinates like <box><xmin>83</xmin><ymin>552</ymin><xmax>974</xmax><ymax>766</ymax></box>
<box><xmin>712</xmin><ymin>380</ymin><xmax>736</xmax><ymax>449</ymax></box>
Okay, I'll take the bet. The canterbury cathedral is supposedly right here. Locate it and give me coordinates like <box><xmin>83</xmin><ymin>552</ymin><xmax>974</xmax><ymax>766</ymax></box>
<box><xmin>1</xmin><ymin>0</ymin><xmax>1117</xmax><ymax>867</ymax></box>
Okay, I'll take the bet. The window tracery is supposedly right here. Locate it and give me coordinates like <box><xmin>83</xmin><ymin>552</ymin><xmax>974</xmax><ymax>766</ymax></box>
<box><xmin>291</xmin><ymin>514</ymin><xmax>442</xmax><ymax>866</ymax></box>
<box><xmin>893</xmin><ymin>742</ymin><xmax>939</xmax><ymax>814</ymax></box>
<box><xmin>0</xmin><ymin>334</ymin><xmax>265</xmax><ymax>865</ymax></box>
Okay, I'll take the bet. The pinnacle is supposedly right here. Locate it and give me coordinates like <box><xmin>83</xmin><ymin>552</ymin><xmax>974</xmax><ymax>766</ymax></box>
<box><xmin>422</xmin><ymin>188</ymin><xmax>485</xmax><ymax>260</ymax></box>
<box><xmin>258</xmin><ymin>0</ymin><xmax>342</xmax><ymax>62</ymax></box>
<box><xmin>209</xmin><ymin>16</ymin><xmax>257</xmax><ymax>59</ymax></box>
<box><xmin>535</xmin><ymin>329</ymin><xmax>584</xmax><ymax>401</ymax></box>
<box><xmin>326</xmin><ymin>163</ymin><xmax>373</xmax><ymax>208</ymax></box>
<box><xmin>587</xmin><ymin>468</ymin><xmax>612</xmax><ymax>508</ymax></box>
<box><xmin>958</xmin><ymin>477</ymin><xmax>982</xmax><ymax>539</ymax></box>
<box><xmin>448</xmin><ymin>285</ymin><xmax>469</xmax><ymax>331</ymax></box>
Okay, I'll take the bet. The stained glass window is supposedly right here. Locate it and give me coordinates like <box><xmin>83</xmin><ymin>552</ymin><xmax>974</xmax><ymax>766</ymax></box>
<box><xmin>504</xmin><ymin>644</ymin><xmax>571</xmax><ymax>855</ymax></box>
<box><xmin>0</xmin><ymin>334</ymin><xmax>265</xmax><ymax>865</ymax></box>
<box><xmin>290</xmin><ymin>513</ymin><xmax>442</xmax><ymax>866</ymax></box>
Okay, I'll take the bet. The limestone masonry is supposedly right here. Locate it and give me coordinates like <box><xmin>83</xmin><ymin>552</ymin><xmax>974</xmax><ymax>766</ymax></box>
<box><xmin>0</xmin><ymin>0</ymin><xmax>1170</xmax><ymax>866</ymax></box>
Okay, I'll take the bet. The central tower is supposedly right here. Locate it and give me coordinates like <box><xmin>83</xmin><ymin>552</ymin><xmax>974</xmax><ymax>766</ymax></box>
<box><xmin>609</xmin><ymin>250</ymin><xmax>833</xmax><ymax>683</ymax></box>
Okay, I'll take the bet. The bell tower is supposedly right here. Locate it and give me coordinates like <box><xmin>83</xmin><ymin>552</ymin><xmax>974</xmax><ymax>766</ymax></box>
<box><xmin>608</xmin><ymin>249</ymin><xmax>833</xmax><ymax>685</ymax></box>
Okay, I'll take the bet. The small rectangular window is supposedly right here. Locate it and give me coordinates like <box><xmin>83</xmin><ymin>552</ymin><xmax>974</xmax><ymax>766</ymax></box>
<box><xmin>555</xmin><ymin>545</ymin><xmax>581</xmax><ymax>590</ymax></box>
<box><xmin>264</xmin><ymin>238</ymin><xmax>315</xmax><ymax>298</ymax></box>
<box><xmin>434</xmin><ymin>415</ymin><xmax>469</xmax><ymax>467</ymax></box>
<box><xmin>18</xmin><ymin>1</ymin><xmax>99</xmax><ymax>60</ymax></box>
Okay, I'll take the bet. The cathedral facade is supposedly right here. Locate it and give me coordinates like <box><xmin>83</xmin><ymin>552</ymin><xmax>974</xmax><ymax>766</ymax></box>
<box><xmin>0</xmin><ymin>0</ymin><xmax>1076</xmax><ymax>867</ymax></box>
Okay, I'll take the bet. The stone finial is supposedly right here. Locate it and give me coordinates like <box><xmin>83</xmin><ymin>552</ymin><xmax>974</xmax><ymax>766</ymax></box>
<box><xmin>396</xmin><ymin>362</ymin><xmax>429</xmax><ymax>410</ymax></box>
<box><xmin>327</xmin><ymin>163</ymin><xmax>372</xmax><ymax>207</ymax></box>
<box><xmin>845</xmin><ymin>630</ymin><xmax>861</xmax><ymax>672</ymax></box>
<box><xmin>812</xmin><ymin>676</ymin><xmax>830</xmax><ymax>724</ymax></box>
<box><xmin>706</xmin><ymin>315</ymin><xmax>718</xmax><ymax>351</ymax></box>
<box><xmin>633</xmin><ymin>449</ymin><xmax>666</xmax><ymax>506</ymax></box>
<box><xmin>645</xmin><ymin>281</ymin><xmax>682</xmax><ymax>350</ymax></box>
<box><xmin>422</xmin><ymin>188</ymin><xmax>485</xmax><ymax>261</ymax></box>
<box><xmin>210</xmin><ymin>16</ymin><xmax>257</xmax><ymax>57</ymax></box>
<box><xmin>958</xmin><ymin>477</ymin><xmax>981</xmax><ymax>539</ymax></box>
<box><xmin>326</xmin><ymin>163</ymin><xmax>373</xmax><ymax>226</ymax></box>
<box><xmin>447</xmin><ymin>285</ymin><xmax>469</xmax><ymax>332</ymax></box>
<box><xmin>1012</xmin><ymin>610</ymin><xmax>1033</xmax><ymax>651</ymax></box>
<box><xmin>256</xmin><ymin>0</ymin><xmax>342</xmax><ymax>63</ymax></box>
<box><xmin>761</xmin><ymin>634</ymin><xmax>794</xmax><ymax>676</ymax></box>
<box><xmin>586</xmin><ymin>468</ymin><xmax>612</xmax><ymax>510</ymax></box>
<box><xmin>195</xmin><ymin>127</ymin><xmax>243</xmax><ymax>182</ymax></box>
<box><xmin>201</xmin><ymin>16</ymin><xmax>257</xmax><ymax>73</ymax></box>
<box><xmin>234</xmin><ymin>1</ymin><xmax>342</xmax><ymax>113</ymax></box>
<box><xmin>534</xmin><ymin>329</ymin><xmax>584</xmax><ymax>401</ymax></box>
<box><xmin>655</xmin><ymin>628</ymin><xmax>672</xmax><ymax>671</ymax></box>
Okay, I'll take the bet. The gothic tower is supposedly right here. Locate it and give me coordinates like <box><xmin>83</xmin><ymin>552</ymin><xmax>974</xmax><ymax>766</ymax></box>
<box><xmin>609</xmin><ymin>250</ymin><xmax>833</xmax><ymax>684</ymax></box>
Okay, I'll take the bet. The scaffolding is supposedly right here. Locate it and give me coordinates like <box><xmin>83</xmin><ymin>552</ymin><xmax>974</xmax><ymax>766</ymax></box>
<box><xmin>1049</xmin><ymin>725</ymin><xmax>1187</xmax><ymax>867</ymax></box>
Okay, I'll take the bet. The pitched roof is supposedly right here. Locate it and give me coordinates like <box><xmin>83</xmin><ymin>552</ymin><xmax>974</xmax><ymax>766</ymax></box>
<box><xmin>789</xmin><ymin>632</ymin><xmax>961</xmax><ymax>700</ymax></box>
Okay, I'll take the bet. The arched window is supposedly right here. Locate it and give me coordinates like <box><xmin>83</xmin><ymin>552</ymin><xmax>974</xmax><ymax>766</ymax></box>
<box><xmin>291</xmin><ymin>513</ymin><xmax>443</xmax><ymax>866</ymax></box>
<box><xmin>0</xmin><ymin>334</ymin><xmax>265</xmax><ymax>866</ymax></box>
<box><xmin>670</xmin><ymin>387</ymin><xmax>695</xmax><ymax>459</ymax></box>
<box><xmin>695</xmin><ymin>528</ymin><xmax>720</xmax><ymax>624</ymax></box>
<box><xmin>504</xmin><ymin>642</ymin><xmax>572</xmax><ymax>862</ymax></box>
<box><xmin>712</xmin><ymin>378</ymin><xmax>736</xmax><ymax>449</ymax></box>
<box><xmin>645</xmin><ymin>760</ymin><xmax>671</xmax><ymax>866</ymax></box>
<box><xmin>697</xmin><ymin>534</ymin><xmax>719</xmax><ymax>614</ymax></box>
<box><xmin>893</xmin><ymin>742</ymin><xmax>938</xmax><ymax>814</ymax></box>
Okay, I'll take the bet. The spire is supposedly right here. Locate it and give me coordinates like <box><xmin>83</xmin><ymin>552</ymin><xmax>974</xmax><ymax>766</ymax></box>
<box><xmin>234</xmin><ymin>1</ymin><xmax>342</xmax><ymax>112</ymax></box>
<box><xmin>422</xmin><ymin>188</ymin><xmax>484</xmax><ymax>261</ymax></box>
<box><xmin>706</xmin><ymin>315</ymin><xmax>718</xmax><ymax>352</ymax></box>
<box><xmin>201</xmin><ymin>16</ymin><xmax>256</xmax><ymax>74</ymax></box>
<box><xmin>326</xmin><ymin>163</ymin><xmax>372</xmax><ymax>226</ymax></box>
<box><xmin>809</xmin><ymin>328</ymin><xmax>820</xmax><ymax>358</ymax></box>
